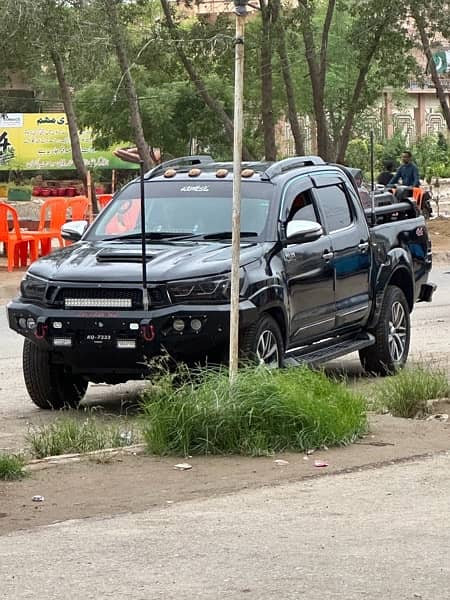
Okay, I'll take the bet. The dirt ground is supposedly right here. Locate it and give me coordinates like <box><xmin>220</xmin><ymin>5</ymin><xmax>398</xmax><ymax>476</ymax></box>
<box><xmin>1</xmin><ymin>413</ymin><xmax>450</xmax><ymax>536</ymax></box>
<box><xmin>428</xmin><ymin>217</ymin><xmax>450</xmax><ymax>252</ymax></box>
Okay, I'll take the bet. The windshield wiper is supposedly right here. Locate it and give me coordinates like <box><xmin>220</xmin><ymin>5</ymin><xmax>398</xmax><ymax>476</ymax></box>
<box><xmin>176</xmin><ymin>231</ymin><xmax>259</xmax><ymax>241</ymax></box>
<box><xmin>104</xmin><ymin>232</ymin><xmax>190</xmax><ymax>242</ymax></box>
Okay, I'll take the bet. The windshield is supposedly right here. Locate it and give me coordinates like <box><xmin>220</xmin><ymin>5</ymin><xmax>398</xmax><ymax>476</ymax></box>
<box><xmin>86</xmin><ymin>180</ymin><xmax>273</xmax><ymax>241</ymax></box>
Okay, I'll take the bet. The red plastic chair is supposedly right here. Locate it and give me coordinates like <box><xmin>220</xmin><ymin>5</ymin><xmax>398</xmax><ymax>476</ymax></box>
<box><xmin>97</xmin><ymin>194</ymin><xmax>113</xmax><ymax>209</ymax></box>
<box><xmin>0</xmin><ymin>202</ymin><xmax>38</xmax><ymax>272</ymax></box>
<box><xmin>25</xmin><ymin>197</ymin><xmax>67</xmax><ymax>256</ymax></box>
<box><xmin>66</xmin><ymin>196</ymin><xmax>90</xmax><ymax>220</ymax></box>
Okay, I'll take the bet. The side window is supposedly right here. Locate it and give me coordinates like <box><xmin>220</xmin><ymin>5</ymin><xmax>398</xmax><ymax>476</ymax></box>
<box><xmin>315</xmin><ymin>185</ymin><xmax>352</xmax><ymax>231</ymax></box>
<box><xmin>286</xmin><ymin>191</ymin><xmax>319</xmax><ymax>224</ymax></box>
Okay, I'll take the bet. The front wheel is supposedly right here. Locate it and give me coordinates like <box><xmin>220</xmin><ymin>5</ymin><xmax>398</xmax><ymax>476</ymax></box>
<box><xmin>359</xmin><ymin>285</ymin><xmax>410</xmax><ymax>375</ymax></box>
<box><xmin>23</xmin><ymin>339</ymin><xmax>88</xmax><ymax>409</ymax></box>
<box><xmin>240</xmin><ymin>314</ymin><xmax>284</xmax><ymax>368</ymax></box>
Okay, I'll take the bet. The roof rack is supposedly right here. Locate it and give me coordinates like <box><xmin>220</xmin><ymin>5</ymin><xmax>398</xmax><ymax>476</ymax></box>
<box><xmin>145</xmin><ymin>155</ymin><xmax>214</xmax><ymax>179</ymax></box>
<box><xmin>261</xmin><ymin>156</ymin><xmax>325</xmax><ymax>181</ymax></box>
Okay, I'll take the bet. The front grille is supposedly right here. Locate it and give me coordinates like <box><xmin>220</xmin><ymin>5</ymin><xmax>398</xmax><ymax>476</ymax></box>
<box><xmin>52</xmin><ymin>286</ymin><xmax>168</xmax><ymax>309</ymax></box>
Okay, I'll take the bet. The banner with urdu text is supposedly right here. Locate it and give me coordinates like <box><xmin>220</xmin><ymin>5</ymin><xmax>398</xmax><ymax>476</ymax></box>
<box><xmin>0</xmin><ymin>113</ymin><xmax>136</xmax><ymax>170</ymax></box>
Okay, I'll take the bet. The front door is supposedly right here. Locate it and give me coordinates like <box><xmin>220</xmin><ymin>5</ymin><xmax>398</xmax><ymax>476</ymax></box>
<box><xmin>312</xmin><ymin>180</ymin><xmax>371</xmax><ymax>329</ymax></box>
<box><xmin>281</xmin><ymin>183</ymin><xmax>336</xmax><ymax>347</ymax></box>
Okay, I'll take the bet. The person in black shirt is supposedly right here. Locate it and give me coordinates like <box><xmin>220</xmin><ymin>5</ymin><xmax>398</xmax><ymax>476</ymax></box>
<box><xmin>377</xmin><ymin>160</ymin><xmax>396</xmax><ymax>186</ymax></box>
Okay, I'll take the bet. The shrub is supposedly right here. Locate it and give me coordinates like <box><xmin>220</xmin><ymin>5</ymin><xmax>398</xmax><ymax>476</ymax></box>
<box><xmin>140</xmin><ymin>366</ymin><xmax>367</xmax><ymax>456</ymax></box>
<box><xmin>27</xmin><ymin>418</ymin><xmax>138</xmax><ymax>459</ymax></box>
<box><xmin>372</xmin><ymin>366</ymin><xmax>450</xmax><ymax>418</ymax></box>
<box><xmin>0</xmin><ymin>454</ymin><xmax>27</xmax><ymax>481</ymax></box>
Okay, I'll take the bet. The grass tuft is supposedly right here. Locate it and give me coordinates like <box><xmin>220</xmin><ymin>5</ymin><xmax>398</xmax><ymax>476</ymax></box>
<box><xmin>0</xmin><ymin>454</ymin><xmax>27</xmax><ymax>481</ymax></box>
<box><xmin>140</xmin><ymin>366</ymin><xmax>367</xmax><ymax>456</ymax></box>
<box><xmin>372</xmin><ymin>366</ymin><xmax>450</xmax><ymax>418</ymax></box>
<box><xmin>27</xmin><ymin>418</ymin><xmax>138</xmax><ymax>459</ymax></box>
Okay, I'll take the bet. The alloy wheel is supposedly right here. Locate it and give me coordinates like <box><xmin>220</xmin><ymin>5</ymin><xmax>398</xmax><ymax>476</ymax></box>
<box><xmin>388</xmin><ymin>301</ymin><xmax>407</xmax><ymax>362</ymax></box>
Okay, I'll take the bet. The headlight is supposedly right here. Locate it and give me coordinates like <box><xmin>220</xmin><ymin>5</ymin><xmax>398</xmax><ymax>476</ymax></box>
<box><xmin>20</xmin><ymin>275</ymin><xmax>47</xmax><ymax>302</ymax></box>
<box><xmin>168</xmin><ymin>275</ymin><xmax>232</xmax><ymax>303</ymax></box>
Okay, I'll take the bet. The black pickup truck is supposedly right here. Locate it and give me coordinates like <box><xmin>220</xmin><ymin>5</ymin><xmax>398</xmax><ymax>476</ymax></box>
<box><xmin>7</xmin><ymin>155</ymin><xmax>435</xmax><ymax>409</ymax></box>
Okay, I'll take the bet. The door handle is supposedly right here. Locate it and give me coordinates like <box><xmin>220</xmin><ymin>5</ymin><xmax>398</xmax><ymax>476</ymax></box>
<box><xmin>358</xmin><ymin>242</ymin><xmax>369</xmax><ymax>253</ymax></box>
<box><xmin>322</xmin><ymin>251</ymin><xmax>334</xmax><ymax>261</ymax></box>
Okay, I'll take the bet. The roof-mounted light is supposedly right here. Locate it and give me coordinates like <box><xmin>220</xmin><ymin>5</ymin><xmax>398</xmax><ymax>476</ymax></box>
<box><xmin>241</xmin><ymin>168</ymin><xmax>254</xmax><ymax>178</ymax></box>
<box><xmin>216</xmin><ymin>169</ymin><xmax>229</xmax><ymax>178</ymax></box>
<box><xmin>188</xmin><ymin>168</ymin><xmax>201</xmax><ymax>177</ymax></box>
<box><xmin>164</xmin><ymin>168</ymin><xmax>177</xmax><ymax>178</ymax></box>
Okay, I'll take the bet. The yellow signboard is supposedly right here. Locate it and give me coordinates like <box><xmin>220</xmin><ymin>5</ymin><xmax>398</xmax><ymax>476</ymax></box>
<box><xmin>0</xmin><ymin>113</ymin><xmax>136</xmax><ymax>170</ymax></box>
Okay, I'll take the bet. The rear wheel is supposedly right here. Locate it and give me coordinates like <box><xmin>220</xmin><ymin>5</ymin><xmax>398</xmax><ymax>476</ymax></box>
<box><xmin>240</xmin><ymin>314</ymin><xmax>284</xmax><ymax>368</ymax></box>
<box><xmin>359</xmin><ymin>285</ymin><xmax>410</xmax><ymax>375</ymax></box>
<box><xmin>23</xmin><ymin>339</ymin><xmax>88</xmax><ymax>409</ymax></box>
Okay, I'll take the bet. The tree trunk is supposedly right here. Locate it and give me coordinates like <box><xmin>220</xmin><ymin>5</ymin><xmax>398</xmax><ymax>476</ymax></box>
<box><xmin>299</xmin><ymin>0</ymin><xmax>334</xmax><ymax>160</ymax></box>
<box><xmin>160</xmin><ymin>0</ymin><xmax>253</xmax><ymax>161</ymax></box>
<box><xmin>412</xmin><ymin>6</ymin><xmax>450</xmax><ymax>131</ymax></box>
<box><xmin>272</xmin><ymin>0</ymin><xmax>305</xmax><ymax>156</ymax></box>
<box><xmin>260</xmin><ymin>0</ymin><xmax>277</xmax><ymax>160</ymax></box>
<box><xmin>336</xmin><ymin>25</ymin><xmax>385</xmax><ymax>163</ymax></box>
<box><xmin>51</xmin><ymin>49</ymin><xmax>99</xmax><ymax>214</ymax></box>
<box><xmin>106</xmin><ymin>0</ymin><xmax>153</xmax><ymax>171</ymax></box>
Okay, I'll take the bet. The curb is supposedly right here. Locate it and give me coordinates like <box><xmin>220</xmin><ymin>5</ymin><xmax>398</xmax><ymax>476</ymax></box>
<box><xmin>26</xmin><ymin>444</ymin><xmax>146</xmax><ymax>471</ymax></box>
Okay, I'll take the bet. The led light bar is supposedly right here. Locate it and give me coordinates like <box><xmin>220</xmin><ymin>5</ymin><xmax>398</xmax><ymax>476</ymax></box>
<box><xmin>64</xmin><ymin>298</ymin><xmax>132</xmax><ymax>309</ymax></box>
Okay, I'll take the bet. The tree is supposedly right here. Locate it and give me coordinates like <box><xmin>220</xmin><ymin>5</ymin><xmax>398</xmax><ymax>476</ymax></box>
<box><xmin>160</xmin><ymin>0</ymin><xmax>254</xmax><ymax>160</ymax></box>
<box><xmin>101</xmin><ymin>0</ymin><xmax>154</xmax><ymax>170</ymax></box>
<box><xmin>297</xmin><ymin>0</ymin><xmax>336</xmax><ymax>160</ymax></box>
<box><xmin>410</xmin><ymin>2</ymin><xmax>450</xmax><ymax>131</ymax></box>
<box><xmin>0</xmin><ymin>0</ymin><xmax>102</xmax><ymax>210</ymax></box>
<box><xmin>271</xmin><ymin>0</ymin><xmax>305</xmax><ymax>155</ymax></box>
<box><xmin>259</xmin><ymin>0</ymin><xmax>277</xmax><ymax>160</ymax></box>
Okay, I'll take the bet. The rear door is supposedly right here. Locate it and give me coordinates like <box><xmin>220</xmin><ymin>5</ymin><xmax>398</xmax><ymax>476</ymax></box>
<box><xmin>312</xmin><ymin>177</ymin><xmax>371</xmax><ymax>330</ymax></box>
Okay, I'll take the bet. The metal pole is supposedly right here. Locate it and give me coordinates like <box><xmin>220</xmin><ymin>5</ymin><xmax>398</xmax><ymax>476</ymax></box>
<box><xmin>229</xmin><ymin>1</ymin><xmax>247</xmax><ymax>382</ymax></box>
<box><xmin>139</xmin><ymin>161</ymin><xmax>149</xmax><ymax>311</ymax></box>
<box><xmin>370</xmin><ymin>130</ymin><xmax>376</xmax><ymax>218</ymax></box>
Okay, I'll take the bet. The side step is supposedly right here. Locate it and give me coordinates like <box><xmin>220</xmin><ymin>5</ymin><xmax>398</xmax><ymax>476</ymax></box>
<box><xmin>284</xmin><ymin>333</ymin><xmax>375</xmax><ymax>367</ymax></box>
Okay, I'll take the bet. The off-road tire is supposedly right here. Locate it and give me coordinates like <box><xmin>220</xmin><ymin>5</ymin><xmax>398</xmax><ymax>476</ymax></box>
<box><xmin>359</xmin><ymin>285</ymin><xmax>410</xmax><ymax>376</ymax></box>
<box><xmin>23</xmin><ymin>339</ymin><xmax>88</xmax><ymax>409</ymax></box>
<box><xmin>240</xmin><ymin>314</ymin><xmax>284</xmax><ymax>368</ymax></box>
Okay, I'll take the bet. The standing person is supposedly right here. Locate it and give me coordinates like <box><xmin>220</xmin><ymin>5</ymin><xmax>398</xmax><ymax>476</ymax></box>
<box><xmin>388</xmin><ymin>151</ymin><xmax>420</xmax><ymax>187</ymax></box>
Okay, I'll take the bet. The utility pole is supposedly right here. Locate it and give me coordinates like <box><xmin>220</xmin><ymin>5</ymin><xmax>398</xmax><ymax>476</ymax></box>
<box><xmin>229</xmin><ymin>0</ymin><xmax>248</xmax><ymax>382</ymax></box>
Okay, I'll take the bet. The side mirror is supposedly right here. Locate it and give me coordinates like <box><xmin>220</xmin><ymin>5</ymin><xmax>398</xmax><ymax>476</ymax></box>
<box><xmin>61</xmin><ymin>220</ymin><xmax>88</xmax><ymax>242</ymax></box>
<box><xmin>285</xmin><ymin>220</ymin><xmax>323</xmax><ymax>244</ymax></box>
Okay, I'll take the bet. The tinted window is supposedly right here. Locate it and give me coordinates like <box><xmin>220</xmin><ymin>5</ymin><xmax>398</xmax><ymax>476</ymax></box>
<box><xmin>315</xmin><ymin>185</ymin><xmax>352</xmax><ymax>231</ymax></box>
<box><xmin>287</xmin><ymin>191</ymin><xmax>319</xmax><ymax>224</ymax></box>
<box><xmin>87</xmin><ymin>181</ymin><xmax>273</xmax><ymax>240</ymax></box>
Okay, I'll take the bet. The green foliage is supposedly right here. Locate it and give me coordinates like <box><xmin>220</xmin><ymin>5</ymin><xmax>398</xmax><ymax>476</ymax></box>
<box><xmin>27</xmin><ymin>418</ymin><xmax>138</xmax><ymax>459</ymax></box>
<box><xmin>345</xmin><ymin>139</ymin><xmax>370</xmax><ymax>172</ymax></box>
<box><xmin>0</xmin><ymin>454</ymin><xmax>27</xmax><ymax>481</ymax></box>
<box><xmin>140</xmin><ymin>366</ymin><xmax>367</xmax><ymax>456</ymax></box>
<box><xmin>412</xmin><ymin>134</ymin><xmax>450</xmax><ymax>181</ymax></box>
<box><xmin>372</xmin><ymin>366</ymin><xmax>450</xmax><ymax>418</ymax></box>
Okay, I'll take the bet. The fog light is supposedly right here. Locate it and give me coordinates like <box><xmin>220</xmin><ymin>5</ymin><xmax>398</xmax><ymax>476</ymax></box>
<box><xmin>53</xmin><ymin>337</ymin><xmax>72</xmax><ymax>347</ymax></box>
<box><xmin>53</xmin><ymin>321</ymin><xmax>63</xmax><ymax>329</ymax></box>
<box><xmin>173</xmin><ymin>318</ymin><xmax>185</xmax><ymax>332</ymax></box>
<box><xmin>26</xmin><ymin>317</ymin><xmax>36</xmax><ymax>330</ymax></box>
<box><xmin>117</xmin><ymin>339</ymin><xmax>136</xmax><ymax>349</ymax></box>
<box><xmin>129</xmin><ymin>323</ymin><xmax>139</xmax><ymax>331</ymax></box>
<box><xmin>18</xmin><ymin>317</ymin><xmax>27</xmax><ymax>329</ymax></box>
<box><xmin>190</xmin><ymin>318</ymin><xmax>202</xmax><ymax>332</ymax></box>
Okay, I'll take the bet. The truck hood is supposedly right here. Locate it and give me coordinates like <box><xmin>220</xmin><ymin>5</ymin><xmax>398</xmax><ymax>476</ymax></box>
<box><xmin>28</xmin><ymin>240</ymin><xmax>270</xmax><ymax>283</ymax></box>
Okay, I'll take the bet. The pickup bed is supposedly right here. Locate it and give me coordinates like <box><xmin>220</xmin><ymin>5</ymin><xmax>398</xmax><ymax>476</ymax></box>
<box><xmin>7</xmin><ymin>155</ymin><xmax>436</xmax><ymax>409</ymax></box>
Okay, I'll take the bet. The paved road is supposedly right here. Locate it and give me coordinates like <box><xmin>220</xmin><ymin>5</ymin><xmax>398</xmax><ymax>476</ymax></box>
<box><xmin>2</xmin><ymin>454</ymin><xmax>450</xmax><ymax>599</ymax></box>
<box><xmin>1</xmin><ymin>266</ymin><xmax>449</xmax><ymax>451</ymax></box>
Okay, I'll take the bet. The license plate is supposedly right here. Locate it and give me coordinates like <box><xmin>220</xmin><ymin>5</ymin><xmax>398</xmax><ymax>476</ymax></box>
<box><xmin>84</xmin><ymin>333</ymin><xmax>113</xmax><ymax>344</ymax></box>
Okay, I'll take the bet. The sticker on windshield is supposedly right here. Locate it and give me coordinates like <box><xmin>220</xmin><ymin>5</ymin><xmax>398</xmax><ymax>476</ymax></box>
<box><xmin>180</xmin><ymin>185</ymin><xmax>210</xmax><ymax>192</ymax></box>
